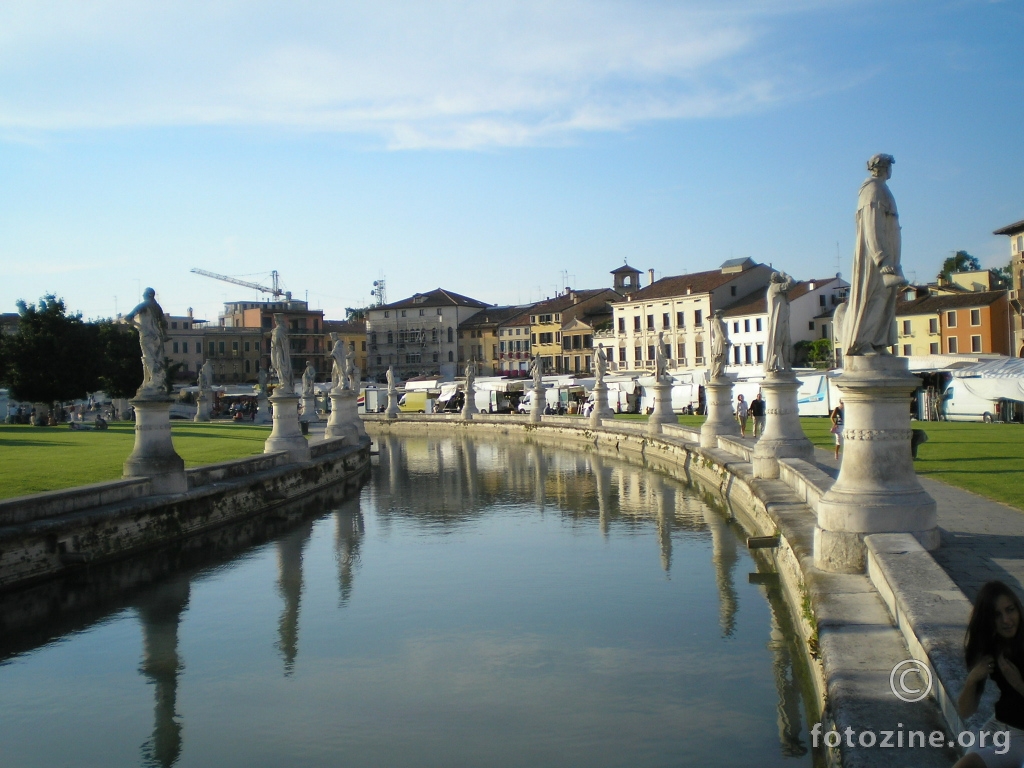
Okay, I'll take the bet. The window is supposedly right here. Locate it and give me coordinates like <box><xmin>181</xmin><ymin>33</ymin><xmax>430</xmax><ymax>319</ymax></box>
<box><xmin>530</xmin><ymin>316</ymin><xmax>536</xmax><ymax>323</ymax></box>
<box><xmin>219</xmin><ymin>341</ymin><xmax>225</xmax><ymax>354</ymax></box>
<box><xmin>822</xmin><ymin>325</ymin><xmax>829</xmax><ymax>339</ymax></box>
<box><xmin>744</xmin><ymin>319</ymin><xmax>751</xmax><ymax>333</ymax></box>
<box><xmin>615</xmin><ymin>317</ymin><xmax>624</xmax><ymax>333</ymax></box>
<box><xmin>694</xmin><ymin>341</ymin><xmax>704</xmax><ymax>361</ymax></box>
<box><xmin>929</xmin><ymin>318</ymin><xmax>939</xmax><ymax>334</ymax></box>
<box><xmin>172</xmin><ymin>341</ymin><xmax>179</xmax><ymax>353</ymax></box>
<box><xmin>171</xmin><ymin>321</ymin><xmax>178</xmax><ymax>329</ymax></box>
<box><xmin>676</xmin><ymin>312</ymin><xmax>685</xmax><ymax>327</ymax></box>
<box><xmin>694</xmin><ymin>310</ymin><xmax>703</xmax><ymax>326</ymax></box>
<box><xmin>387</xmin><ymin>331</ymin><xmax>394</xmax><ymax>344</ymax></box>
<box><xmin>664</xmin><ymin>344</ymin><xmax>672</xmax><ymax>359</ymax></box>
<box><xmin>646</xmin><ymin>315</ymin><xmax>654</xmax><ymax>330</ymax></box>
<box><xmin>903</xmin><ymin>345</ymin><xmax>912</xmax><ymax>355</ymax></box>
<box><xmin>384</xmin><ymin>311</ymin><xmax>389</xmax><ymax>318</ymax></box>
<box><xmin>902</xmin><ymin>320</ymin><xmax>911</xmax><ymax>335</ymax></box>
<box><xmin>448</xmin><ymin>327</ymin><xmax>454</xmax><ymax>343</ymax></box>
<box><xmin>647</xmin><ymin>345</ymin><xmax>655</xmax><ymax>361</ymax></box>
<box><xmin>245</xmin><ymin>360</ymin><xmax>251</xmax><ymax>373</ymax></box>
<box><xmin>539</xmin><ymin>332</ymin><xmax>553</xmax><ymax>344</ymax></box>
<box><xmin>947</xmin><ymin>311</ymin><xmax>957</xmax><ymax>328</ymax></box>
<box><xmin>531</xmin><ymin>333</ymin><xmax>537</xmax><ymax>344</ymax></box>
<box><xmin>500</xmin><ymin>341</ymin><xmax>506</xmax><ymax>353</ymax></box>
<box><xmin>437</xmin><ymin>308</ymin><xmax>443</xmax><ymax>315</ymax></box>
<box><xmin>208</xmin><ymin>342</ymin><xmax>215</xmax><ymax>355</ymax></box>
<box><xmin>731</xmin><ymin>286</ymin><xmax>737</xmax><ymax>296</ymax></box>
<box><xmin>433</xmin><ymin>352</ymin><xmax>439</xmax><ymax>362</ymax></box>
<box><xmin>554</xmin><ymin>332</ymin><xmax>561</xmax><ymax>343</ymax></box>
<box><xmin>732</xmin><ymin>322</ymin><xmax>739</xmax><ymax>333</ymax></box>
<box><xmin>448</xmin><ymin>351</ymin><xmax>454</xmax><ymax>362</ymax></box>
<box><xmin>583</xmin><ymin>335</ymin><xmax>592</xmax><ymax>348</ymax></box>
<box><xmin>419</xmin><ymin>309</ymin><xmax>425</xmax><ymax>316</ymax></box>
<box><xmin>948</xmin><ymin>337</ymin><xmax>958</xmax><ymax>354</ymax></box>
<box><xmin>742</xmin><ymin>345</ymin><xmax>750</xmax><ymax>364</ymax></box>
<box><xmin>563</xmin><ymin>336</ymin><xmax>571</xmax><ymax>350</ymax></box>
<box><xmin>970</xmin><ymin>309</ymin><xmax>981</xmax><ymax>326</ymax></box>
<box><xmin>733</xmin><ymin>347</ymin><xmax>740</xmax><ymax>364</ymax></box>
<box><xmin>361</xmin><ymin>341</ymin><xmax>366</xmax><ymax>351</ymax></box>
<box><xmin>662</xmin><ymin>313</ymin><xmax>670</xmax><ymax>329</ymax></box>
<box><xmin>756</xmin><ymin>344</ymin><xmax>763</xmax><ymax>364</ymax></box>
<box><xmin>755</xmin><ymin>318</ymin><xmax>762</xmax><ymax>332</ymax></box>
<box><xmin>633</xmin><ymin>316</ymin><xmax>641</xmax><ymax>331</ymax></box>
<box><xmin>819</xmin><ymin>295</ymin><xmax>827</xmax><ymax>307</ymax></box>
<box><xmin>401</xmin><ymin>310</ymin><xmax>406</xmax><ymax>317</ymax></box>
<box><xmin>376</xmin><ymin>356</ymin><xmax>382</xmax><ymax>365</ymax></box>
<box><xmin>971</xmin><ymin>335</ymin><xmax>982</xmax><ymax>353</ymax></box>
<box><xmin>232</xmin><ymin>341</ymin><xmax>239</xmax><ymax>351</ymax></box>
<box><xmin>619</xmin><ymin>348</ymin><xmax>627</xmax><ymax>363</ymax></box>
<box><xmin>182</xmin><ymin>342</ymin><xmax>188</xmax><ymax>354</ymax></box>
<box><xmin>634</xmin><ymin>346</ymin><xmax>642</xmax><ymax>362</ymax></box>
<box><xmin>244</xmin><ymin>341</ymin><xmax>250</xmax><ymax>352</ymax></box>
<box><xmin>929</xmin><ymin>343</ymin><xmax>939</xmax><ymax>354</ymax></box>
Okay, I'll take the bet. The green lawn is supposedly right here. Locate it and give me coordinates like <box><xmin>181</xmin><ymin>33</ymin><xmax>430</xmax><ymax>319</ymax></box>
<box><xmin>0</xmin><ymin>422</ymin><xmax>272</xmax><ymax>499</ymax></box>
<box><xmin>612</xmin><ymin>413</ymin><xmax>1024</xmax><ymax>511</ymax></box>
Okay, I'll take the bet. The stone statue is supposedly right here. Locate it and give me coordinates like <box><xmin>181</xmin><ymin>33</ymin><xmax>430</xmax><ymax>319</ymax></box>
<box><xmin>347</xmin><ymin>361</ymin><xmax>360</xmax><ymax>393</ymax></box>
<box><xmin>199</xmin><ymin>360</ymin><xmax>214</xmax><ymax>392</ymax></box>
<box><xmin>301</xmin><ymin>360</ymin><xmax>316</xmax><ymax>397</ymax></box>
<box><xmin>710</xmin><ymin>310</ymin><xmax>730</xmax><ymax>380</ymax></box>
<box><xmin>123</xmin><ymin>287</ymin><xmax>170</xmax><ymax>396</ymax></box>
<box><xmin>530</xmin><ymin>355</ymin><xmax>542</xmax><ymax>390</ymax></box>
<box><xmin>257</xmin><ymin>367</ymin><xmax>267</xmax><ymax>395</ymax></box>
<box><xmin>764</xmin><ymin>271</ymin><xmax>795</xmax><ymax>373</ymax></box>
<box><xmin>270</xmin><ymin>314</ymin><xmax>293</xmax><ymax>390</ymax></box>
<box><xmin>329</xmin><ymin>333</ymin><xmax>346</xmax><ymax>390</ymax></box>
<box><xmin>654</xmin><ymin>332</ymin><xmax>669</xmax><ymax>383</ymax></box>
<box><xmin>595</xmin><ymin>344</ymin><xmax>608</xmax><ymax>384</ymax></box>
<box><xmin>842</xmin><ymin>153</ymin><xmax>907</xmax><ymax>356</ymax></box>
<box><xmin>465</xmin><ymin>360</ymin><xmax>476</xmax><ymax>390</ymax></box>
<box><xmin>386</xmin><ymin>365</ymin><xmax>396</xmax><ymax>392</ymax></box>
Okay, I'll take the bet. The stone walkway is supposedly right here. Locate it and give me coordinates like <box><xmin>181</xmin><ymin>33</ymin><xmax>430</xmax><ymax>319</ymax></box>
<box><xmin>813</xmin><ymin>447</ymin><xmax>1024</xmax><ymax>602</ymax></box>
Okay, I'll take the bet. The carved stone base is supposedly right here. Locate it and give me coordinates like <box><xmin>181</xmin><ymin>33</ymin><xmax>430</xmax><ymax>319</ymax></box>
<box><xmin>193</xmin><ymin>393</ymin><xmax>210</xmax><ymax>423</ymax></box>
<box><xmin>814</xmin><ymin>355</ymin><xmax>937</xmax><ymax>572</ymax></box>
<box><xmin>385</xmin><ymin>389</ymin><xmax>400</xmax><ymax>420</ymax></box>
<box><xmin>299</xmin><ymin>394</ymin><xmax>320</xmax><ymax>422</ymax></box>
<box><xmin>752</xmin><ymin>372</ymin><xmax>814</xmax><ymax>478</ymax></box>
<box><xmin>700</xmin><ymin>378</ymin><xmax>740</xmax><ymax>448</ymax></box>
<box><xmin>529</xmin><ymin>385</ymin><xmax>544</xmax><ymax>423</ymax></box>
<box><xmin>648</xmin><ymin>381</ymin><xmax>675</xmax><ymax>434</ymax></box>
<box><xmin>264</xmin><ymin>394</ymin><xmax>310</xmax><ymax>462</ymax></box>
<box><xmin>254</xmin><ymin>395</ymin><xmax>272</xmax><ymax>425</ymax></box>
<box><xmin>325</xmin><ymin>389</ymin><xmax>363</xmax><ymax>443</ymax></box>
<box><xmin>590</xmin><ymin>381</ymin><xmax>615</xmax><ymax>427</ymax></box>
<box><xmin>123</xmin><ymin>397</ymin><xmax>187</xmax><ymax>495</ymax></box>
<box><xmin>462</xmin><ymin>387</ymin><xmax>478</xmax><ymax>420</ymax></box>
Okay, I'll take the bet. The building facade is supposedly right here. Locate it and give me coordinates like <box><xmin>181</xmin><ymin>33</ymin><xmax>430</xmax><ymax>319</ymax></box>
<box><xmin>323</xmin><ymin>320</ymin><xmax>368</xmax><ymax>378</ymax></box>
<box><xmin>458</xmin><ymin>306</ymin><xmax>530</xmax><ymax>376</ymax></box>
<box><xmin>896</xmin><ymin>291</ymin><xmax>1011</xmax><ymax>357</ymax></box>
<box><xmin>994</xmin><ymin>218</ymin><xmax>1024</xmax><ymax>357</ymax></box>
<box><xmin>219</xmin><ymin>298</ymin><xmax>326</xmax><ymax>381</ymax></box>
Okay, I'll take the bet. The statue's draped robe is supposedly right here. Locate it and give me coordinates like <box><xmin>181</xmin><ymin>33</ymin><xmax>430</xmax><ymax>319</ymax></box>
<box><xmin>843</xmin><ymin>176</ymin><xmax>900</xmax><ymax>355</ymax></box>
<box><xmin>710</xmin><ymin>316</ymin><xmax>730</xmax><ymax>380</ymax></box>
<box><xmin>764</xmin><ymin>276</ymin><xmax>794</xmax><ymax>372</ymax></box>
<box><xmin>271</xmin><ymin>325</ymin><xmax>293</xmax><ymax>389</ymax></box>
<box><xmin>132</xmin><ymin>299</ymin><xmax>168</xmax><ymax>392</ymax></box>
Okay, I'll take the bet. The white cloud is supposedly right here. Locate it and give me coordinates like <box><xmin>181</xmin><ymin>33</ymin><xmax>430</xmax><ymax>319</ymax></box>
<box><xmin>0</xmin><ymin>0</ymin><xmax>848</xmax><ymax>148</ymax></box>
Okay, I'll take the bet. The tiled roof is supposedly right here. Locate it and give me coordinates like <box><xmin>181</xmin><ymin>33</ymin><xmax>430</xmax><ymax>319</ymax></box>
<box><xmin>721</xmin><ymin>278</ymin><xmax>839</xmax><ymax>317</ymax></box>
<box><xmin>618</xmin><ymin>264</ymin><xmax>765</xmax><ymax>302</ymax></box>
<box><xmin>994</xmin><ymin>219</ymin><xmax>1024</xmax><ymax>236</ymax></box>
<box><xmin>460</xmin><ymin>305</ymin><xmax>534</xmax><ymax>328</ymax></box>
<box><xmin>323</xmin><ymin>319</ymin><xmax>367</xmax><ymax>334</ymax></box>
<box><xmin>896</xmin><ymin>290</ymin><xmax>1007</xmax><ymax>316</ymax></box>
<box><xmin>379</xmin><ymin>288</ymin><xmax>490</xmax><ymax>311</ymax></box>
<box><xmin>610</xmin><ymin>264</ymin><xmax>642</xmax><ymax>275</ymax></box>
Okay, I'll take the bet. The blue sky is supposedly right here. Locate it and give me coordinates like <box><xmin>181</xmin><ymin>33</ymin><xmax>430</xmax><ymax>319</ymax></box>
<box><xmin>1</xmin><ymin>0</ymin><xmax>1021</xmax><ymax>323</ymax></box>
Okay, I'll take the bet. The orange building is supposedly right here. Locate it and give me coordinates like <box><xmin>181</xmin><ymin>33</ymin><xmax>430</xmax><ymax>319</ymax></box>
<box><xmin>897</xmin><ymin>291</ymin><xmax>1010</xmax><ymax>356</ymax></box>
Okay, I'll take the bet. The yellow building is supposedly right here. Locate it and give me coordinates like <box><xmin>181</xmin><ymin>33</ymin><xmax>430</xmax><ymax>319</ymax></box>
<box><xmin>324</xmin><ymin>320</ymin><xmax>368</xmax><ymax>375</ymax></box>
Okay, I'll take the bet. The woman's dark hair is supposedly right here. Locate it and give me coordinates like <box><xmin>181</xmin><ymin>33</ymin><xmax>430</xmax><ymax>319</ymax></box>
<box><xmin>965</xmin><ymin>581</ymin><xmax>1024</xmax><ymax>668</ymax></box>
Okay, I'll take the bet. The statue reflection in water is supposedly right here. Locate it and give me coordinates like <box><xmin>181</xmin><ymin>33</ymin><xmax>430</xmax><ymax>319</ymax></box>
<box><xmin>276</xmin><ymin>519</ymin><xmax>315</xmax><ymax>675</ymax></box>
<box><xmin>761</xmin><ymin>580</ymin><xmax>810</xmax><ymax>757</ymax></box>
<box><xmin>334</xmin><ymin>498</ymin><xmax>365</xmax><ymax>607</ymax></box>
<box><xmin>702</xmin><ymin>503</ymin><xmax>739</xmax><ymax>637</ymax></box>
<box><xmin>651</xmin><ymin>474</ymin><xmax>675</xmax><ymax>573</ymax></box>
<box><xmin>136</xmin><ymin>577</ymin><xmax>190</xmax><ymax>768</ymax></box>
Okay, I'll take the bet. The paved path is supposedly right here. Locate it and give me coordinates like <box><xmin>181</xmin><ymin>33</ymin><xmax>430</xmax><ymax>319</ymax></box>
<box><xmin>813</xmin><ymin>447</ymin><xmax>1024</xmax><ymax>602</ymax></box>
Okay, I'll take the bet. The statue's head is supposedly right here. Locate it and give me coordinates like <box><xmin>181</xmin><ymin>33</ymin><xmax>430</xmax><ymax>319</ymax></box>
<box><xmin>714</xmin><ymin>309</ymin><xmax>724</xmax><ymax>319</ymax></box>
<box><xmin>867</xmin><ymin>154</ymin><xmax>894</xmax><ymax>178</ymax></box>
<box><xmin>274</xmin><ymin>313</ymin><xmax>286</xmax><ymax>327</ymax></box>
<box><xmin>329</xmin><ymin>332</ymin><xmax>338</xmax><ymax>342</ymax></box>
<box><xmin>143</xmin><ymin>287</ymin><xmax>156</xmax><ymax>299</ymax></box>
<box><xmin>770</xmin><ymin>271</ymin><xmax>785</xmax><ymax>283</ymax></box>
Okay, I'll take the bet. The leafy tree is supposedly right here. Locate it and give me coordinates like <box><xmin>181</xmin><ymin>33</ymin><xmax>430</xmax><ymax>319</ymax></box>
<box><xmin>95</xmin><ymin>320</ymin><xmax>143</xmax><ymax>398</ymax></box>
<box><xmin>938</xmin><ymin>250</ymin><xmax>981</xmax><ymax>282</ymax></box>
<box><xmin>345</xmin><ymin>306</ymin><xmax>368</xmax><ymax>322</ymax></box>
<box><xmin>993</xmin><ymin>260</ymin><xmax>1013</xmax><ymax>288</ymax></box>
<box><xmin>3</xmin><ymin>295</ymin><xmax>101</xmax><ymax>403</ymax></box>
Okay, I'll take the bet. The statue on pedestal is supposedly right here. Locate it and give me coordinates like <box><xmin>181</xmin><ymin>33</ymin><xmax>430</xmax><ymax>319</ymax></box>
<box><xmin>386</xmin><ymin>365</ymin><xmax>396</xmax><ymax>392</ymax></box>
<box><xmin>842</xmin><ymin>153</ymin><xmax>907</xmax><ymax>356</ymax></box>
<box><xmin>710</xmin><ymin>310</ymin><xmax>730</xmax><ymax>380</ymax></box>
<box><xmin>301</xmin><ymin>361</ymin><xmax>316</xmax><ymax>397</ymax></box>
<box><xmin>595</xmin><ymin>344</ymin><xmax>608</xmax><ymax>384</ymax></box>
<box><xmin>764</xmin><ymin>271</ymin><xmax>795</xmax><ymax>373</ymax></box>
<box><xmin>465</xmin><ymin>360</ymin><xmax>476</xmax><ymax>390</ymax></box>
<box><xmin>654</xmin><ymin>332</ymin><xmax>669</xmax><ymax>383</ymax></box>
<box><xmin>270</xmin><ymin>314</ymin><xmax>293</xmax><ymax>390</ymax></box>
<box><xmin>329</xmin><ymin>333</ymin><xmax>346</xmax><ymax>390</ymax></box>
<box><xmin>257</xmin><ymin>368</ymin><xmax>267</xmax><ymax>396</ymax></box>
<box><xmin>123</xmin><ymin>287</ymin><xmax>170</xmax><ymax>396</ymax></box>
<box><xmin>530</xmin><ymin>355</ymin><xmax>542</xmax><ymax>390</ymax></box>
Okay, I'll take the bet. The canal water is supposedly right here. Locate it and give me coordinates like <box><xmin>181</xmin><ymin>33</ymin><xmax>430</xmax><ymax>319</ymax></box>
<box><xmin>0</xmin><ymin>435</ymin><xmax>817</xmax><ymax>767</ymax></box>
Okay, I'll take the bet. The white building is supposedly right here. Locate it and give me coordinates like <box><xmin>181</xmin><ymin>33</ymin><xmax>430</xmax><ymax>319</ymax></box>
<box><xmin>609</xmin><ymin>258</ymin><xmax>773</xmax><ymax>373</ymax></box>
<box><xmin>720</xmin><ymin>276</ymin><xmax>848</xmax><ymax>373</ymax></box>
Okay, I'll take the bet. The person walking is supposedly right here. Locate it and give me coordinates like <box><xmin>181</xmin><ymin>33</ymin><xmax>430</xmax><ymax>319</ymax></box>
<box><xmin>750</xmin><ymin>392</ymin><xmax>766</xmax><ymax>438</ymax></box>
<box><xmin>736</xmin><ymin>393</ymin><xmax>749</xmax><ymax>437</ymax></box>
<box><xmin>830</xmin><ymin>400</ymin><xmax>845</xmax><ymax>461</ymax></box>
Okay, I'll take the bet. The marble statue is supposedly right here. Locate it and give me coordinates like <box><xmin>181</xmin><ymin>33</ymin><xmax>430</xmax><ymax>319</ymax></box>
<box><xmin>710</xmin><ymin>310</ymin><xmax>730</xmax><ymax>380</ymax></box>
<box><xmin>386</xmin><ymin>365</ymin><xmax>396</xmax><ymax>392</ymax></box>
<box><xmin>842</xmin><ymin>153</ymin><xmax>907</xmax><ymax>356</ymax></box>
<box><xmin>347</xmin><ymin>362</ymin><xmax>360</xmax><ymax>393</ymax></box>
<box><xmin>199</xmin><ymin>360</ymin><xmax>214</xmax><ymax>392</ymax></box>
<box><xmin>270</xmin><ymin>314</ymin><xmax>293</xmax><ymax>390</ymax></box>
<box><xmin>764</xmin><ymin>271</ymin><xmax>795</xmax><ymax>373</ymax></box>
<box><xmin>123</xmin><ymin>287</ymin><xmax>170</xmax><ymax>395</ymax></box>
<box><xmin>530</xmin><ymin>355</ymin><xmax>542</xmax><ymax>390</ymax></box>
<box><xmin>301</xmin><ymin>361</ymin><xmax>316</xmax><ymax>397</ymax></box>
<box><xmin>257</xmin><ymin>367</ymin><xmax>267</xmax><ymax>395</ymax></box>
<box><xmin>595</xmin><ymin>344</ymin><xmax>608</xmax><ymax>384</ymax></box>
<box><xmin>329</xmin><ymin>333</ymin><xmax>346</xmax><ymax>390</ymax></box>
<box><xmin>465</xmin><ymin>360</ymin><xmax>476</xmax><ymax>390</ymax></box>
<box><xmin>654</xmin><ymin>332</ymin><xmax>669</xmax><ymax>383</ymax></box>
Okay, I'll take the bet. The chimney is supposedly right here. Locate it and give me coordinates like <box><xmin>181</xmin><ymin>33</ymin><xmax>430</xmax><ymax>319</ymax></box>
<box><xmin>648</xmin><ymin>269</ymin><xmax>655</xmax><ymax>286</ymax></box>
<box><xmin>809</xmin><ymin>282</ymin><xmax>816</xmax><ymax>291</ymax></box>
<box><xmin>686</xmin><ymin>286</ymin><xmax>692</xmax><ymax>295</ymax></box>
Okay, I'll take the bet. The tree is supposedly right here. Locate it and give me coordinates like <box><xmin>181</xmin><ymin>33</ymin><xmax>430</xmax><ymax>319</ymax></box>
<box><xmin>345</xmin><ymin>306</ymin><xmax>368</xmax><ymax>322</ymax></box>
<box><xmin>95</xmin><ymin>320</ymin><xmax>143</xmax><ymax>398</ymax></box>
<box><xmin>3</xmin><ymin>295</ymin><xmax>101</xmax><ymax>403</ymax></box>
<box><xmin>938</xmin><ymin>250</ymin><xmax>981</xmax><ymax>282</ymax></box>
<box><xmin>993</xmin><ymin>260</ymin><xmax>1013</xmax><ymax>289</ymax></box>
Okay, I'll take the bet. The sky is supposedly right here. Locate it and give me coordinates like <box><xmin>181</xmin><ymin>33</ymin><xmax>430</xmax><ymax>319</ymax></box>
<box><xmin>1</xmin><ymin>0</ymin><xmax>1022</xmax><ymax>323</ymax></box>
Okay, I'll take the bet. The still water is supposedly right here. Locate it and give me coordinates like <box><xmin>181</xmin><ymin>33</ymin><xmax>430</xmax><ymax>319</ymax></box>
<box><xmin>0</xmin><ymin>435</ymin><xmax>816</xmax><ymax>767</ymax></box>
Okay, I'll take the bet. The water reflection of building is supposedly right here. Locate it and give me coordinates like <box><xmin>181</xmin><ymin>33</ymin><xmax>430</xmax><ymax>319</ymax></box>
<box><xmin>136</xmin><ymin>577</ymin><xmax>190</xmax><ymax>768</ymax></box>
<box><xmin>276</xmin><ymin>519</ymin><xmax>315</xmax><ymax>674</ymax></box>
<box><xmin>334</xmin><ymin>499</ymin><xmax>364</xmax><ymax>607</ymax></box>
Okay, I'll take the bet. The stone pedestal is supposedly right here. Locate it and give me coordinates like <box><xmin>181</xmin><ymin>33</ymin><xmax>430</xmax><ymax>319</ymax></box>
<box><xmin>299</xmin><ymin>394</ymin><xmax>319</xmax><ymax>422</ymax></box>
<box><xmin>700</xmin><ymin>378</ymin><xmax>741</xmax><ymax>448</ymax></box>
<box><xmin>752</xmin><ymin>372</ymin><xmax>814</xmax><ymax>478</ymax></box>
<box><xmin>325</xmin><ymin>389</ymin><xmax>366</xmax><ymax>444</ymax></box>
<box><xmin>461</xmin><ymin>385</ymin><xmax>478</xmax><ymax>420</ymax></box>
<box><xmin>529</xmin><ymin>385</ymin><xmax>544</xmax><ymax>423</ymax></box>
<box><xmin>193</xmin><ymin>393</ymin><xmax>210</xmax><ymax>423</ymax></box>
<box><xmin>123</xmin><ymin>396</ymin><xmax>187</xmax><ymax>495</ymax></box>
<box><xmin>385</xmin><ymin>388</ymin><xmax>400</xmax><ymax>420</ymax></box>
<box><xmin>589</xmin><ymin>381</ymin><xmax>615</xmax><ymax>427</ymax></box>
<box><xmin>264</xmin><ymin>393</ymin><xmax>310</xmax><ymax>463</ymax></box>
<box><xmin>815</xmin><ymin>355</ymin><xmax>937</xmax><ymax>573</ymax></box>
<box><xmin>254</xmin><ymin>394</ymin><xmax>272</xmax><ymax>425</ymax></box>
<box><xmin>647</xmin><ymin>380</ymin><xmax>675</xmax><ymax>434</ymax></box>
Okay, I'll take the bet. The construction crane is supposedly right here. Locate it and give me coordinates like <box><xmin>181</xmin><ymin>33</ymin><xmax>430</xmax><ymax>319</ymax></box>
<box><xmin>190</xmin><ymin>268</ymin><xmax>289</xmax><ymax>299</ymax></box>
